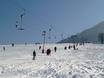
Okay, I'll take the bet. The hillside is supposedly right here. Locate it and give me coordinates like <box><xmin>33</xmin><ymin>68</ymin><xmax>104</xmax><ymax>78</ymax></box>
<box><xmin>59</xmin><ymin>21</ymin><xmax>104</xmax><ymax>43</ymax></box>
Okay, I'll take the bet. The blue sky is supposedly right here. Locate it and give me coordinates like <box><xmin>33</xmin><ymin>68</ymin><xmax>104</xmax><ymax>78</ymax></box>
<box><xmin>1</xmin><ymin>0</ymin><xmax>104</xmax><ymax>44</ymax></box>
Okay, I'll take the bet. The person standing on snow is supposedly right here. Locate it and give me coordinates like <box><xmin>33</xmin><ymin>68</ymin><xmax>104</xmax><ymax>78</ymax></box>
<box><xmin>54</xmin><ymin>46</ymin><xmax>57</xmax><ymax>52</ymax></box>
<box><xmin>33</xmin><ymin>50</ymin><xmax>36</xmax><ymax>60</ymax></box>
<box><xmin>3</xmin><ymin>46</ymin><xmax>5</xmax><ymax>51</ymax></box>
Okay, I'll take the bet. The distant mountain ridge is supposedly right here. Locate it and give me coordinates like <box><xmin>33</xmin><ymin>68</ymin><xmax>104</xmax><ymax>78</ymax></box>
<box><xmin>59</xmin><ymin>21</ymin><xmax>104</xmax><ymax>43</ymax></box>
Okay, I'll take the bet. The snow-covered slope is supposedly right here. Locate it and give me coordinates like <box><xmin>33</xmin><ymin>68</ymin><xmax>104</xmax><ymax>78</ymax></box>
<box><xmin>0</xmin><ymin>43</ymin><xmax>104</xmax><ymax>78</ymax></box>
<box><xmin>60</xmin><ymin>21</ymin><xmax>104</xmax><ymax>43</ymax></box>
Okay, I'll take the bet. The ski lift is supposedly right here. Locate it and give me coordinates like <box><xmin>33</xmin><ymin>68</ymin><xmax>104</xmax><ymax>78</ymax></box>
<box><xmin>49</xmin><ymin>28</ymin><xmax>51</xmax><ymax>32</ymax></box>
<box><xmin>15</xmin><ymin>24</ymin><xmax>18</xmax><ymax>28</ymax></box>
<box><xmin>15</xmin><ymin>21</ymin><xmax>18</xmax><ymax>28</ymax></box>
<box><xmin>48</xmin><ymin>24</ymin><xmax>52</xmax><ymax>40</ymax></box>
<box><xmin>17</xmin><ymin>28</ymin><xmax>24</xmax><ymax>30</ymax></box>
<box><xmin>48</xmin><ymin>28</ymin><xmax>51</xmax><ymax>39</ymax></box>
<box><xmin>15</xmin><ymin>8</ymin><xmax>26</xmax><ymax>31</ymax></box>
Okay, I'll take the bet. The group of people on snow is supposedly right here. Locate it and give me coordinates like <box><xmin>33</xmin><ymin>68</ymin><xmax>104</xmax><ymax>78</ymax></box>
<box><xmin>0</xmin><ymin>43</ymin><xmax>82</xmax><ymax>61</ymax></box>
<box><xmin>32</xmin><ymin>43</ymin><xmax>80</xmax><ymax>60</ymax></box>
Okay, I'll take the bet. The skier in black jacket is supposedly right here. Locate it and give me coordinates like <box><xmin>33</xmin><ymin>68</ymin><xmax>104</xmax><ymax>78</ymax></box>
<box><xmin>33</xmin><ymin>50</ymin><xmax>36</xmax><ymax>60</ymax></box>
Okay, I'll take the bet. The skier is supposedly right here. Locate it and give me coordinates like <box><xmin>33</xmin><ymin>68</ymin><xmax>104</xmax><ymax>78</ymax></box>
<box><xmin>54</xmin><ymin>46</ymin><xmax>57</xmax><ymax>52</ymax></box>
<box><xmin>12</xmin><ymin>43</ymin><xmax>14</xmax><ymax>47</ymax></box>
<box><xmin>39</xmin><ymin>46</ymin><xmax>41</xmax><ymax>50</ymax></box>
<box><xmin>68</xmin><ymin>45</ymin><xmax>71</xmax><ymax>49</ymax></box>
<box><xmin>33</xmin><ymin>50</ymin><xmax>36</xmax><ymax>60</ymax></box>
<box><xmin>46</xmin><ymin>49</ymin><xmax>51</xmax><ymax>55</ymax></box>
<box><xmin>73</xmin><ymin>45</ymin><xmax>76</xmax><ymax>50</ymax></box>
<box><xmin>42</xmin><ymin>49</ymin><xmax>44</xmax><ymax>53</ymax></box>
<box><xmin>64</xmin><ymin>46</ymin><xmax>67</xmax><ymax>50</ymax></box>
<box><xmin>3</xmin><ymin>46</ymin><xmax>5</xmax><ymax>51</ymax></box>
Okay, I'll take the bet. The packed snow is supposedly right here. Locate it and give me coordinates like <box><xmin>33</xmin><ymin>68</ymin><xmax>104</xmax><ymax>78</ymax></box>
<box><xmin>0</xmin><ymin>43</ymin><xmax>104</xmax><ymax>78</ymax></box>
